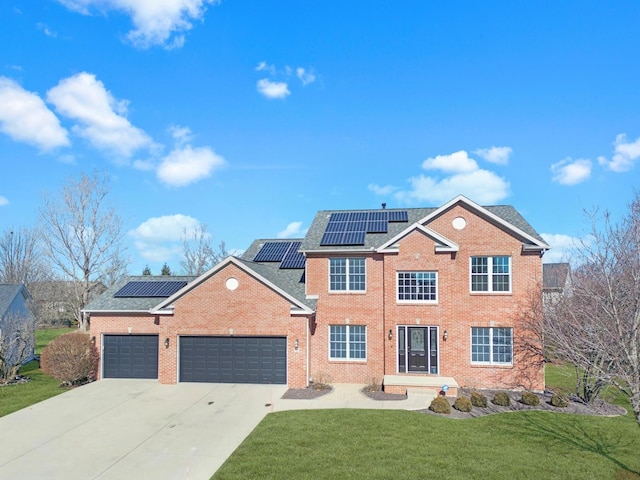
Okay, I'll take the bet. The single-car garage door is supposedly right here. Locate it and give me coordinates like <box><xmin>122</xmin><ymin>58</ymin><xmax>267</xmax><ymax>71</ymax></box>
<box><xmin>103</xmin><ymin>335</ymin><xmax>159</xmax><ymax>379</ymax></box>
<box><xmin>179</xmin><ymin>336</ymin><xmax>287</xmax><ymax>384</ymax></box>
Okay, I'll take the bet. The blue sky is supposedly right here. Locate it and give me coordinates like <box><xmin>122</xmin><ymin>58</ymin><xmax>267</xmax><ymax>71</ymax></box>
<box><xmin>1</xmin><ymin>1</ymin><xmax>639</xmax><ymax>275</ymax></box>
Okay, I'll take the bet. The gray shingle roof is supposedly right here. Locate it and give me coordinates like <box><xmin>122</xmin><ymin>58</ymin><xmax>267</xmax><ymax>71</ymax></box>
<box><xmin>84</xmin><ymin>276</ymin><xmax>197</xmax><ymax>312</ymax></box>
<box><xmin>543</xmin><ymin>263</ymin><xmax>570</xmax><ymax>290</ymax></box>
<box><xmin>300</xmin><ymin>203</ymin><xmax>546</xmax><ymax>252</ymax></box>
<box><xmin>0</xmin><ymin>284</ymin><xmax>24</xmax><ymax>316</ymax></box>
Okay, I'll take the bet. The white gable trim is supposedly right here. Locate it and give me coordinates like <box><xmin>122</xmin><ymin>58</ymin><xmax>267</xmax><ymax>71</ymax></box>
<box><xmin>418</xmin><ymin>195</ymin><xmax>551</xmax><ymax>250</ymax></box>
<box><xmin>149</xmin><ymin>256</ymin><xmax>314</xmax><ymax>315</ymax></box>
<box><xmin>377</xmin><ymin>223</ymin><xmax>459</xmax><ymax>253</ymax></box>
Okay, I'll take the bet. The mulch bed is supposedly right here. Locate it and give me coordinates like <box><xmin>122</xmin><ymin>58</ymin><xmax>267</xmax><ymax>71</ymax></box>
<box><xmin>419</xmin><ymin>388</ymin><xmax>626</xmax><ymax>419</ymax></box>
<box><xmin>281</xmin><ymin>385</ymin><xmax>333</xmax><ymax>399</ymax></box>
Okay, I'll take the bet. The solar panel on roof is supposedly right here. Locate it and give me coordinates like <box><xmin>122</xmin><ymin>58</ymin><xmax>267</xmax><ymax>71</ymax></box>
<box><xmin>114</xmin><ymin>280</ymin><xmax>187</xmax><ymax>298</ymax></box>
<box><xmin>325</xmin><ymin>221</ymin><xmax>347</xmax><ymax>232</ymax></box>
<box><xmin>366</xmin><ymin>220</ymin><xmax>388</xmax><ymax>233</ymax></box>
<box><xmin>254</xmin><ymin>242</ymin><xmax>291</xmax><ymax>262</ymax></box>
<box><xmin>368</xmin><ymin>211</ymin><xmax>387</xmax><ymax>221</ymax></box>
<box><xmin>349</xmin><ymin>212</ymin><xmax>368</xmax><ymax>222</ymax></box>
<box><xmin>320</xmin><ymin>231</ymin><xmax>344</xmax><ymax>245</ymax></box>
<box><xmin>348</xmin><ymin>220</ymin><xmax>367</xmax><ymax>232</ymax></box>
<box><xmin>280</xmin><ymin>242</ymin><xmax>306</xmax><ymax>269</ymax></box>
<box><xmin>388</xmin><ymin>210</ymin><xmax>409</xmax><ymax>222</ymax></box>
<box><xmin>330</xmin><ymin>212</ymin><xmax>350</xmax><ymax>222</ymax></box>
<box><xmin>343</xmin><ymin>231</ymin><xmax>366</xmax><ymax>244</ymax></box>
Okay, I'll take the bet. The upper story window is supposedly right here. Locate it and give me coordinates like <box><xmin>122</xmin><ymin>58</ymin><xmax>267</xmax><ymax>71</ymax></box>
<box><xmin>397</xmin><ymin>271</ymin><xmax>437</xmax><ymax>302</ymax></box>
<box><xmin>470</xmin><ymin>256</ymin><xmax>511</xmax><ymax>293</ymax></box>
<box><xmin>329</xmin><ymin>258</ymin><xmax>366</xmax><ymax>292</ymax></box>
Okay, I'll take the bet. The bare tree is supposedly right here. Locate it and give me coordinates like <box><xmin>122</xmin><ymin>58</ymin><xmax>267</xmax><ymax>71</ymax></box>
<box><xmin>0</xmin><ymin>226</ymin><xmax>49</xmax><ymax>287</ymax></box>
<box><xmin>40</xmin><ymin>171</ymin><xmax>127</xmax><ymax>330</ymax></box>
<box><xmin>180</xmin><ymin>224</ymin><xmax>227</xmax><ymax>275</ymax></box>
<box><xmin>0</xmin><ymin>312</ymin><xmax>35</xmax><ymax>384</ymax></box>
<box><xmin>544</xmin><ymin>193</ymin><xmax>640</xmax><ymax>426</ymax></box>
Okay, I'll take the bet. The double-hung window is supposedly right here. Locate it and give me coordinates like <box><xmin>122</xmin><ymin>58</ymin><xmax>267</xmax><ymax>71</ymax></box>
<box><xmin>471</xmin><ymin>327</ymin><xmax>513</xmax><ymax>365</ymax></box>
<box><xmin>470</xmin><ymin>256</ymin><xmax>511</xmax><ymax>292</ymax></box>
<box><xmin>397</xmin><ymin>271</ymin><xmax>438</xmax><ymax>302</ymax></box>
<box><xmin>329</xmin><ymin>325</ymin><xmax>366</xmax><ymax>360</ymax></box>
<box><xmin>329</xmin><ymin>258</ymin><xmax>366</xmax><ymax>291</ymax></box>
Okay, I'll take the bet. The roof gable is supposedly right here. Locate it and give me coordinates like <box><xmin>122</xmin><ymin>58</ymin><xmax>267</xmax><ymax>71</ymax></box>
<box><xmin>377</xmin><ymin>223</ymin><xmax>459</xmax><ymax>253</ymax></box>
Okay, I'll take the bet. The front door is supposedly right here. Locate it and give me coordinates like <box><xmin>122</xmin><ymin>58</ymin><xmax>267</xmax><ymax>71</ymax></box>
<box><xmin>408</xmin><ymin>327</ymin><xmax>428</xmax><ymax>371</ymax></box>
<box><xmin>397</xmin><ymin>326</ymin><xmax>439</xmax><ymax>374</ymax></box>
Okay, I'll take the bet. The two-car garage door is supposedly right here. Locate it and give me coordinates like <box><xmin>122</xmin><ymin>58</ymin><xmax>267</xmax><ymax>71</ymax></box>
<box><xmin>179</xmin><ymin>336</ymin><xmax>287</xmax><ymax>384</ymax></box>
<box><xmin>102</xmin><ymin>334</ymin><xmax>287</xmax><ymax>384</ymax></box>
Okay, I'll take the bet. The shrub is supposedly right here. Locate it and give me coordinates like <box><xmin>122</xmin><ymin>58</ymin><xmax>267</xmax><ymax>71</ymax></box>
<box><xmin>429</xmin><ymin>396</ymin><xmax>451</xmax><ymax>414</ymax></box>
<box><xmin>492</xmin><ymin>391</ymin><xmax>511</xmax><ymax>406</ymax></box>
<box><xmin>453</xmin><ymin>396</ymin><xmax>473</xmax><ymax>412</ymax></box>
<box><xmin>470</xmin><ymin>390</ymin><xmax>488</xmax><ymax>408</ymax></box>
<box><xmin>41</xmin><ymin>332</ymin><xmax>99</xmax><ymax>386</ymax></box>
<box><xmin>550</xmin><ymin>392</ymin><xmax>569</xmax><ymax>408</ymax></box>
<box><xmin>310</xmin><ymin>371</ymin><xmax>332</xmax><ymax>391</ymax></box>
<box><xmin>520</xmin><ymin>391</ymin><xmax>540</xmax><ymax>406</ymax></box>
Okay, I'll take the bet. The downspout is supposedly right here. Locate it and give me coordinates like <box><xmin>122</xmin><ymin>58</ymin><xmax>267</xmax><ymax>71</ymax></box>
<box><xmin>306</xmin><ymin>316</ymin><xmax>310</xmax><ymax>387</ymax></box>
<box><xmin>381</xmin><ymin>252</ymin><xmax>386</xmax><ymax>381</ymax></box>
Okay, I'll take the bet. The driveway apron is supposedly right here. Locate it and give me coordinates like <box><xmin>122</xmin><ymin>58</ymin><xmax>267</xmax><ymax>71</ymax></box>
<box><xmin>0</xmin><ymin>380</ymin><xmax>287</xmax><ymax>480</ymax></box>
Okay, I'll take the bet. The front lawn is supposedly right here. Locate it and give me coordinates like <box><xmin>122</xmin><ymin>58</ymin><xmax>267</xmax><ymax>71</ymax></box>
<box><xmin>213</xmin><ymin>365</ymin><xmax>640</xmax><ymax>480</ymax></box>
<box><xmin>0</xmin><ymin>327</ymin><xmax>76</xmax><ymax>418</ymax></box>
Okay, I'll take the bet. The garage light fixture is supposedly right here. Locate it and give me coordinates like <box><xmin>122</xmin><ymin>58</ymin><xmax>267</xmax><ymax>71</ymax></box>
<box><xmin>164</xmin><ymin>338</ymin><xmax>170</xmax><ymax>348</ymax></box>
<box><xmin>388</xmin><ymin>329</ymin><xmax>393</xmax><ymax>340</ymax></box>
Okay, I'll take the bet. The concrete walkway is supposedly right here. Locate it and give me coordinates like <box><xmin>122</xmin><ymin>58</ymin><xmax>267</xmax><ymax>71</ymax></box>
<box><xmin>0</xmin><ymin>381</ymin><xmax>428</xmax><ymax>480</ymax></box>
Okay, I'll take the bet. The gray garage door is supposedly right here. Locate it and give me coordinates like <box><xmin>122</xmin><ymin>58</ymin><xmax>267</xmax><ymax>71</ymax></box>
<box><xmin>103</xmin><ymin>335</ymin><xmax>159</xmax><ymax>379</ymax></box>
<box><xmin>179</xmin><ymin>336</ymin><xmax>287</xmax><ymax>384</ymax></box>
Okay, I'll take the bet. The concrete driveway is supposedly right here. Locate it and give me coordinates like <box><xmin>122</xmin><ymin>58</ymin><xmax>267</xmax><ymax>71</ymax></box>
<box><xmin>0</xmin><ymin>380</ymin><xmax>287</xmax><ymax>480</ymax></box>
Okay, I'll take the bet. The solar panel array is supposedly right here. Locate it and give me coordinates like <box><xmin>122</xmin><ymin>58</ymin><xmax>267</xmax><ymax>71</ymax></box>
<box><xmin>114</xmin><ymin>281</ymin><xmax>187</xmax><ymax>298</ymax></box>
<box><xmin>320</xmin><ymin>210</ymin><xmax>409</xmax><ymax>246</ymax></box>
<box><xmin>253</xmin><ymin>241</ymin><xmax>306</xmax><ymax>269</ymax></box>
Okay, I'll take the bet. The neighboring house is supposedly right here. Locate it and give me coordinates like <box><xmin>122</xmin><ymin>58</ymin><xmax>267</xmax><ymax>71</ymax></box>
<box><xmin>84</xmin><ymin>195</ymin><xmax>550</xmax><ymax>394</ymax></box>
<box><xmin>0</xmin><ymin>284</ymin><xmax>36</xmax><ymax>374</ymax></box>
<box><xmin>542</xmin><ymin>262</ymin><xmax>572</xmax><ymax>305</ymax></box>
<box><xmin>30</xmin><ymin>280</ymin><xmax>107</xmax><ymax>326</ymax></box>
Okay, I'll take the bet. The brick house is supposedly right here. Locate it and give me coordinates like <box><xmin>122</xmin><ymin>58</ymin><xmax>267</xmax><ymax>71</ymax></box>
<box><xmin>84</xmin><ymin>195</ymin><xmax>549</xmax><ymax>394</ymax></box>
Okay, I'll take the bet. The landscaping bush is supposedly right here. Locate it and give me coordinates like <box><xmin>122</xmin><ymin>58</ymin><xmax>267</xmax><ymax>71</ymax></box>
<box><xmin>453</xmin><ymin>396</ymin><xmax>473</xmax><ymax>412</ymax></box>
<box><xmin>429</xmin><ymin>396</ymin><xmax>451</xmax><ymax>414</ymax></box>
<box><xmin>470</xmin><ymin>390</ymin><xmax>488</xmax><ymax>408</ymax></box>
<box><xmin>492</xmin><ymin>391</ymin><xmax>511</xmax><ymax>406</ymax></box>
<box><xmin>41</xmin><ymin>332</ymin><xmax>99</xmax><ymax>386</ymax></box>
<box><xmin>550</xmin><ymin>392</ymin><xmax>569</xmax><ymax>408</ymax></box>
<box><xmin>520</xmin><ymin>391</ymin><xmax>540</xmax><ymax>406</ymax></box>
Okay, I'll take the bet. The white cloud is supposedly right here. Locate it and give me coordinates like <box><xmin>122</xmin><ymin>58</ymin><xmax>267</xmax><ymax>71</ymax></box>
<box><xmin>57</xmin><ymin>0</ymin><xmax>218</xmax><ymax>49</ymax></box>
<box><xmin>47</xmin><ymin>72</ymin><xmax>152</xmax><ymax>158</ymax></box>
<box><xmin>157</xmin><ymin>145</ymin><xmax>225</xmax><ymax>187</ymax></box>
<box><xmin>256</xmin><ymin>61</ymin><xmax>276</xmax><ymax>75</ymax></box>
<box><xmin>474</xmin><ymin>146</ymin><xmax>512</xmax><ymax>165</ymax></box>
<box><xmin>296</xmin><ymin>67</ymin><xmax>316</xmax><ymax>86</ymax></box>
<box><xmin>396</xmin><ymin>169</ymin><xmax>510</xmax><ymax>205</ymax></box>
<box><xmin>278</xmin><ymin>221</ymin><xmax>306</xmax><ymax>239</ymax></box>
<box><xmin>129</xmin><ymin>214</ymin><xmax>200</xmax><ymax>262</ymax></box>
<box><xmin>541</xmin><ymin>233</ymin><xmax>584</xmax><ymax>264</ymax></box>
<box><xmin>421</xmin><ymin>150</ymin><xmax>478</xmax><ymax>173</ymax></box>
<box><xmin>37</xmin><ymin>23</ymin><xmax>58</xmax><ymax>38</ymax></box>
<box><xmin>598</xmin><ymin>133</ymin><xmax>640</xmax><ymax>173</ymax></box>
<box><xmin>256</xmin><ymin>78</ymin><xmax>290</xmax><ymax>99</ymax></box>
<box><xmin>0</xmin><ymin>77</ymin><xmax>69</xmax><ymax>151</ymax></box>
<box><xmin>168</xmin><ymin>125</ymin><xmax>193</xmax><ymax>146</ymax></box>
<box><xmin>0</xmin><ymin>196</ymin><xmax>8</xmax><ymax>206</ymax></box>
<box><xmin>551</xmin><ymin>158</ymin><xmax>592</xmax><ymax>185</ymax></box>
<box><xmin>368</xmin><ymin>184</ymin><xmax>397</xmax><ymax>196</ymax></box>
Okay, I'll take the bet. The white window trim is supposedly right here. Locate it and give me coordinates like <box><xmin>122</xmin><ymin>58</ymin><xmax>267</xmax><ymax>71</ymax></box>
<box><xmin>470</xmin><ymin>327</ymin><xmax>513</xmax><ymax>366</ymax></box>
<box><xmin>469</xmin><ymin>256</ymin><xmax>512</xmax><ymax>294</ymax></box>
<box><xmin>328</xmin><ymin>325</ymin><xmax>367</xmax><ymax>361</ymax></box>
<box><xmin>396</xmin><ymin>271</ymin><xmax>438</xmax><ymax>304</ymax></box>
<box><xmin>328</xmin><ymin>257</ymin><xmax>367</xmax><ymax>293</ymax></box>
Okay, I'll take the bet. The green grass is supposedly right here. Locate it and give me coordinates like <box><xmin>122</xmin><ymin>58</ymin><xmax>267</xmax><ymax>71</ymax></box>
<box><xmin>35</xmin><ymin>327</ymin><xmax>76</xmax><ymax>354</ymax></box>
<box><xmin>0</xmin><ymin>328</ymin><xmax>75</xmax><ymax>418</ymax></box>
<box><xmin>213</xmin><ymin>365</ymin><xmax>640</xmax><ymax>480</ymax></box>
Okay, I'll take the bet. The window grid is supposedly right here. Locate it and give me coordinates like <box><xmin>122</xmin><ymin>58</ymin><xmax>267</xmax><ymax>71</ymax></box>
<box><xmin>330</xmin><ymin>325</ymin><xmax>366</xmax><ymax>360</ymax></box>
<box><xmin>397</xmin><ymin>271</ymin><xmax>437</xmax><ymax>301</ymax></box>
<box><xmin>471</xmin><ymin>327</ymin><xmax>513</xmax><ymax>365</ymax></box>
<box><xmin>470</xmin><ymin>256</ymin><xmax>511</xmax><ymax>293</ymax></box>
<box><xmin>329</xmin><ymin>258</ymin><xmax>366</xmax><ymax>292</ymax></box>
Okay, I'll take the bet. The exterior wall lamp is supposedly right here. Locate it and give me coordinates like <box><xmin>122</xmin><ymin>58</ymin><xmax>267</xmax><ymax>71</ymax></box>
<box><xmin>443</xmin><ymin>330</ymin><xmax>448</xmax><ymax>341</ymax></box>
<box><xmin>294</xmin><ymin>338</ymin><xmax>299</xmax><ymax>351</ymax></box>
<box><xmin>388</xmin><ymin>329</ymin><xmax>393</xmax><ymax>340</ymax></box>
<box><xmin>164</xmin><ymin>338</ymin><xmax>170</xmax><ymax>349</ymax></box>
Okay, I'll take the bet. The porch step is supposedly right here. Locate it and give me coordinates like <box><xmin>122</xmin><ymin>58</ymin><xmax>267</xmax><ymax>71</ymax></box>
<box><xmin>383</xmin><ymin>375</ymin><xmax>459</xmax><ymax>397</ymax></box>
<box><xmin>406</xmin><ymin>388</ymin><xmax>437</xmax><ymax>404</ymax></box>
